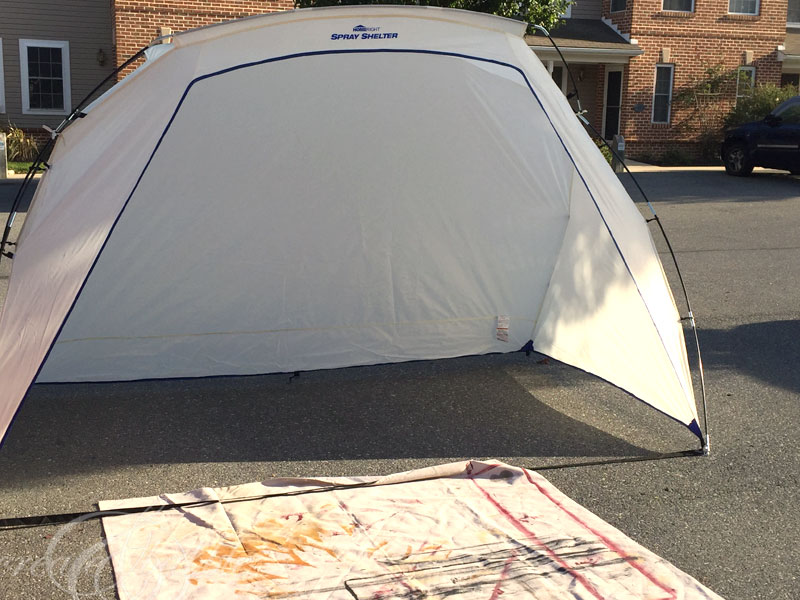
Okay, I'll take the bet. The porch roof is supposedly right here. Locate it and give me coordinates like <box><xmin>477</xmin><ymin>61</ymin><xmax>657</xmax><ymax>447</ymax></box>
<box><xmin>526</xmin><ymin>19</ymin><xmax>643</xmax><ymax>64</ymax></box>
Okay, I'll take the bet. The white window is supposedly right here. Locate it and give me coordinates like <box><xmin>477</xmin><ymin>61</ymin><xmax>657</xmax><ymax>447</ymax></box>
<box><xmin>663</xmin><ymin>0</ymin><xmax>693</xmax><ymax>11</ymax></box>
<box><xmin>0</xmin><ymin>39</ymin><xmax>6</xmax><ymax>114</ymax></box>
<box><xmin>611</xmin><ymin>0</ymin><xmax>626</xmax><ymax>12</ymax></box>
<box><xmin>736</xmin><ymin>66</ymin><xmax>755</xmax><ymax>102</ymax></box>
<box><xmin>652</xmin><ymin>64</ymin><xmax>674</xmax><ymax>124</ymax></box>
<box><xmin>729</xmin><ymin>0</ymin><xmax>759</xmax><ymax>15</ymax></box>
<box><xmin>561</xmin><ymin>2</ymin><xmax>572</xmax><ymax>18</ymax></box>
<box><xmin>19</xmin><ymin>39</ymin><xmax>70</xmax><ymax>115</ymax></box>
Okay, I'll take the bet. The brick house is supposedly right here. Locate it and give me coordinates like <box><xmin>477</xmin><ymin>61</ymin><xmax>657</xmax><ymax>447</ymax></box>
<box><xmin>1</xmin><ymin>0</ymin><xmax>798</xmax><ymax>159</ymax></box>
<box><xmin>528</xmin><ymin>0</ymin><xmax>795</xmax><ymax>158</ymax></box>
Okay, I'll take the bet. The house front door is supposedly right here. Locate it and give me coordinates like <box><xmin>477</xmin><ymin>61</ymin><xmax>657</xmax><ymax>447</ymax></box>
<box><xmin>603</xmin><ymin>67</ymin><xmax>623</xmax><ymax>140</ymax></box>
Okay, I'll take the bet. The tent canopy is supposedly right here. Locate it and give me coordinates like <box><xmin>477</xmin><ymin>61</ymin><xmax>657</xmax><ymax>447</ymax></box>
<box><xmin>0</xmin><ymin>6</ymin><xmax>700</xmax><ymax>445</ymax></box>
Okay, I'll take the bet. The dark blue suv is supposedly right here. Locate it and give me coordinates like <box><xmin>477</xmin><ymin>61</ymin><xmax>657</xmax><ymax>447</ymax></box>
<box><xmin>720</xmin><ymin>96</ymin><xmax>800</xmax><ymax>176</ymax></box>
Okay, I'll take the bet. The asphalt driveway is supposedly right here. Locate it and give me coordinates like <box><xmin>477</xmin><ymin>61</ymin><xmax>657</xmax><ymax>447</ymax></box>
<box><xmin>0</xmin><ymin>166</ymin><xmax>798</xmax><ymax>599</ymax></box>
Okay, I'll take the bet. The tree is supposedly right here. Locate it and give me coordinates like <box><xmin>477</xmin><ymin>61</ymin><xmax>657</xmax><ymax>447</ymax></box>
<box><xmin>295</xmin><ymin>0</ymin><xmax>572</xmax><ymax>32</ymax></box>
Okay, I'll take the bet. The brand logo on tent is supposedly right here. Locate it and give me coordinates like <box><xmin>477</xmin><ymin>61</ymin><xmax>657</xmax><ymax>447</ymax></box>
<box><xmin>331</xmin><ymin>25</ymin><xmax>399</xmax><ymax>41</ymax></box>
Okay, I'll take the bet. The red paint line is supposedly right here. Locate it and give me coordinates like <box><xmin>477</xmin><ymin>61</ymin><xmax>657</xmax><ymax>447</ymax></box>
<box><xmin>488</xmin><ymin>549</ymin><xmax>517</xmax><ymax>600</ymax></box>
<box><xmin>470</xmin><ymin>476</ymin><xmax>606</xmax><ymax>600</ymax></box>
<box><xmin>522</xmin><ymin>469</ymin><xmax>676</xmax><ymax>600</ymax></box>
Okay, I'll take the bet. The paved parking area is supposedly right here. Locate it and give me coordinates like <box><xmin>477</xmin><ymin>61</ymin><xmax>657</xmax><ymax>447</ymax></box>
<box><xmin>0</xmin><ymin>167</ymin><xmax>798</xmax><ymax>599</ymax></box>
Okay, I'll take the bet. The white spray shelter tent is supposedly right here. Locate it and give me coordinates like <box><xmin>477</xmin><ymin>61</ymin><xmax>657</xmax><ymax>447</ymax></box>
<box><xmin>0</xmin><ymin>6</ymin><xmax>704</xmax><ymax>445</ymax></box>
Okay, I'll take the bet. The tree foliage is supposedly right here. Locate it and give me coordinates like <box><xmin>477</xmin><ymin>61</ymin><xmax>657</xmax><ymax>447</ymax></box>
<box><xmin>724</xmin><ymin>83</ymin><xmax>799</xmax><ymax>128</ymax></box>
<box><xmin>295</xmin><ymin>0</ymin><xmax>571</xmax><ymax>31</ymax></box>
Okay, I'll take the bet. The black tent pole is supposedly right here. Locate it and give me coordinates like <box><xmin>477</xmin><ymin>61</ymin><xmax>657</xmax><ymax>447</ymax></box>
<box><xmin>531</xmin><ymin>24</ymin><xmax>710</xmax><ymax>454</ymax></box>
<box><xmin>1</xmin><ymin>47</ymin><xmax>148</xmax><ymax>267</ymax></box>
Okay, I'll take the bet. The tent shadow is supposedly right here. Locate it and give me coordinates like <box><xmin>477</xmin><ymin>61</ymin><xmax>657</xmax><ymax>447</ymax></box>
<box><xmin>699</xmin><ymin>319</ymin><xmax>800</xmax><ymax>394</ymax></box>
<box><xmin>0</xmin><ymin>354</ymin><xmax>676</xmax><ymax>484</ymax></box>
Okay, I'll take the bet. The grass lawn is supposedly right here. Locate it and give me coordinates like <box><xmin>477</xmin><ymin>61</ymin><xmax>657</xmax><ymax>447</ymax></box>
<box><xmin>7</xmin><ymin>161</ymin><xmax>34</xmax><ymax>174</ymax></box>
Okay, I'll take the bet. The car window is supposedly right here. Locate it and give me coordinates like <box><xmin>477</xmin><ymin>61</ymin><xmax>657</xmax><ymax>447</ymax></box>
<box><xmin>773</xmin><ymin>97</ymin><xmax>800</xmax><ymax>122</ymax></box>
<box><xmin>776</xmin><ymin>104</ymin><xmax>800</xmax><ymax>125</ymax></box>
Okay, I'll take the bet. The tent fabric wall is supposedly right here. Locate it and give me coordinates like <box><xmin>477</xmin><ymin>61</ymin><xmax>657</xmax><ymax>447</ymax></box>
<box><xmin>0</xmin><ymin>7</ymin><xmax>700</xmax><ymax>444</ymax></box>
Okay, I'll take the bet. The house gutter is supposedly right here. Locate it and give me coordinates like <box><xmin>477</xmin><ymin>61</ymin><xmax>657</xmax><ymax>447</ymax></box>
<box><xmin>530</xmin><ymin>45</ymin><xmax>644</xmax><ymax>64</ymax></box>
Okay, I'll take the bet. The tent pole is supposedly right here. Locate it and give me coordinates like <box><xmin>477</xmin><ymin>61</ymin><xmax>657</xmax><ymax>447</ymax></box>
<box><xmin>531</xmin><ymin>25</ymin><xmax>710</xmax><ymax>454</ymax></box>
<box><xmin>0</xmin><ymin>48</ymin><xmax>149</xmax><ymax>268</ymax></box>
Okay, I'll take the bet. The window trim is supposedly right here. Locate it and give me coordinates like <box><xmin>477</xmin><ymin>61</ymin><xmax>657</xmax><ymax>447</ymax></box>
<box><xmin>662</xmin><ymin>0</ymin><xmax>694</xmax><ymax>12</ymax></box>
<box><xmin>728</xmin><ymin>0</ymin><xmax>759</xmax><ymax>16</ymax></box>
<box><xmin>736</xmin><ymin>66</ymin><xmax>756</xmax><ymax>102</ymax></box>
<box><xmin>19</xmin><ymin>38</ymin><xmax>71</xmax><ymax>115</ymax></box>
<box><xmin>652</xmin><ymin>63</ymin><xmax>674</xmax><ymax>124</ymax></box>
<box><xmin>0</xmin><ymin>39</ymin><xmax>6</xmax><ymax>114</ymax></box>
<box><xmin>610</xmin><ymin>0</ymin><xmax>626</xmax><ymax>13</ymax></box>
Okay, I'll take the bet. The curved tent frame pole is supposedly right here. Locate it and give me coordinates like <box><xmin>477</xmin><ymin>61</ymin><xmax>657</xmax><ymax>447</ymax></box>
<box><xmin>532</xmin><ymin>25</ymin><xmax>710</xmax><ymax>455</ymax></box>
<box><xmin>0</xmin><ymin>29</ymin><xmax>710</xmax><ymax>453</ymax></box>
<box><xmin>0</xmin><ymin>48</ymin><xmax>148</xmax><ymax>267</ymax></box>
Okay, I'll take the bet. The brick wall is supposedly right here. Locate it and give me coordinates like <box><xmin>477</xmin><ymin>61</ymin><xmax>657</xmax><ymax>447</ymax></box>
<box><xmin>607</xmin><ymin>0</ymin><xmax>786</xmax><ymax>159</ymax></box>
<box><xmin>112</xmin><ymin>0</ymin><xmax>293</xmax><ymax>71</ymax></box>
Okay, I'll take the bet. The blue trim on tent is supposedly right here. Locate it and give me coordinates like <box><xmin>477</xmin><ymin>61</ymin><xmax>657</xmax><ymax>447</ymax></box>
<box><xmin>688</xmin><ymin>419</ymin><xmax>702</xmax><ymax>441</ymax></box>
<box><xmin>0</xmin><ymin>47</ymin><xmax>702</xmax><ymax>448</ymax></box>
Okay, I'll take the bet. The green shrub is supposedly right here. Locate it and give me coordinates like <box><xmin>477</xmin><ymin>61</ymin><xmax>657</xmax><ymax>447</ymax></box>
<box><xmin>594</xmin><ymin>138</ymin><xmax>613</xmax><ymax>165</ymax></box>
<box><xmin>724</xmin><ymin>84</ymin><xmax>798</xmax><ymax>128</ymax></box>
<box><xmin>2</xmin><ymin>124</ymin><xmax>39</xmax><ymax>162</ymax></box>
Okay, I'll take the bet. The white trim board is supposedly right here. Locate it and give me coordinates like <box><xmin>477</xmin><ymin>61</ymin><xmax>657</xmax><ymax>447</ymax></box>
<box><xmin>19</xmin><ymin>38</ymin><xmax>71</xmax><ymax>115</ymax></box>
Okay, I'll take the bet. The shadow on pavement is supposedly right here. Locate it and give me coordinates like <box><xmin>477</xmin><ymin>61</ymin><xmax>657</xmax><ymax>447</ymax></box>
<box><xmin>0</xmin><ymin>354</ymin><xmax>659</xmax><ymax>484</ymax></box>
<box><xmin>0</xmin><ymin>180</ymin><xmax>36</xmax><ymax>214</ymax></box>
<box><xmin>619</xmin><ymin>170</ymin><xmax>799</xmax><ymax>204</ymax></box>
<box><xmin>699</xmin><ymin>319</ymin><xmax>800</xmax><ymax>394</ymax></box>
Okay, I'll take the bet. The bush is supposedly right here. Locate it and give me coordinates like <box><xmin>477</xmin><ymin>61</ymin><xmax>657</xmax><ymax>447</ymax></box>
<box><xmin>2</xmin><ymin>124</ymin><xmax>39</xmax><ymax>162</ymax></box>
<box><xmin>660</xmin><ymin>147</ymin><xmax>693</xmax><ymax>166</ymax></box>
<box><xmin>594</xmin><ymin>138</ymin><xmax>613</xmax><ymax>165</ymax></box>
<box><xmin>724</xmin><ymin>84</ymin><xmax>798</xmax><ymax>128</ymax></box>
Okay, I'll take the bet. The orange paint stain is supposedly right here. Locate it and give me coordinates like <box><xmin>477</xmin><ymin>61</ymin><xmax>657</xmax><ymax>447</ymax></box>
<box><xmin>191</xmin><ymin>542</ymin><xmax>286</xmax><ymax>583</ymax></box>
<box><xmin>190</xmin><ymin>513</ymin><xmax>344</xmax><ymax>586</ymax></box>
<box><xmin>367</xmin><ymin>540</ymin><xmax>389</xmax><ymax>557</ymax></box>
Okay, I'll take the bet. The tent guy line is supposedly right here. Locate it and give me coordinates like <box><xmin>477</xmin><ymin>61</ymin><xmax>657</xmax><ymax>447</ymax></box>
<box><xmin>0</xmin><ymin>450</ymin><xmax>703</xmax><ymax>531</ymax></box>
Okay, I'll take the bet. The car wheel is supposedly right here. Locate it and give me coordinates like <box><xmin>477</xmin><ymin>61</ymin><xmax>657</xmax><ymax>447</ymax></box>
<box><xmin>722</xmin><ymin>143</ymin><xmax>754</xmax><ymax>176</ymax></box>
